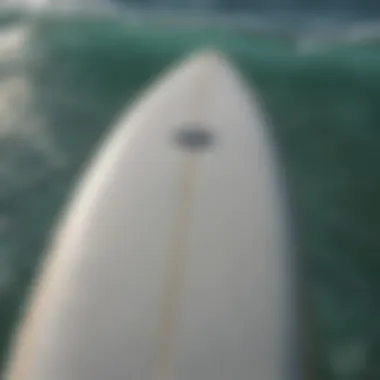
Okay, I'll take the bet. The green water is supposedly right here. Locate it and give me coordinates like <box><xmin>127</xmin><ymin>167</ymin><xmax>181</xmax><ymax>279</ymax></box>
<box><xmin>0</xmin><ymin>9</ymin><xmax>379</xmax><ymax>379</ymax></box>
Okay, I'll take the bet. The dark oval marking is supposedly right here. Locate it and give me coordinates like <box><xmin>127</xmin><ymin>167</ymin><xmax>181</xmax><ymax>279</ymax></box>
<box><xmin>173</xmin><ymin>125</ymin><xmax>214</xmax><ymax>151</ymax></box>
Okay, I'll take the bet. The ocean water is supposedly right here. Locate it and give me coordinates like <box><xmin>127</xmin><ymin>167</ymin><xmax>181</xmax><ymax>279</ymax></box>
<box><xmin>0</xmin><ymin>8</ymin><xmax>379</xmax><ymax>379</ymax></box>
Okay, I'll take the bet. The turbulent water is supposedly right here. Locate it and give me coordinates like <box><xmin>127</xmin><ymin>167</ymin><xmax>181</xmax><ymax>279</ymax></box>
<box><xmin>0</xmin><ymin>8</ymin><xmax>379</xmax><ymax>379</ymax></box>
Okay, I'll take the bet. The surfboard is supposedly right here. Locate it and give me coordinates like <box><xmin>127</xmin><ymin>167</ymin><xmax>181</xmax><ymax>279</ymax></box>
<box><xmin>6</xmin><ymin>49</ymin><xmax>300</xmax><ymax>380</ymax></box>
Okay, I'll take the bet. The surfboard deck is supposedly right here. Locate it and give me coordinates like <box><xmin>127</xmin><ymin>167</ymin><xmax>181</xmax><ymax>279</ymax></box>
<box><xmin>6</xmin><ymin>49</ymin><xmax>300</xmax><ymax>380</ymax></box>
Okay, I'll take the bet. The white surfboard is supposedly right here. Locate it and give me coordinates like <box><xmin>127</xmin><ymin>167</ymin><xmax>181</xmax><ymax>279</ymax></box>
<box><xmin>6</xmin><ymin>49</ymin><xmax>301</xmax><ymax>380</ymax></box>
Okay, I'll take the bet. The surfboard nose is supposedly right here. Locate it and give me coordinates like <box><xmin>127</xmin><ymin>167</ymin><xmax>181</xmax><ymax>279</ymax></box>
<box><xmin>173</xmin><ymin>48</ymin><xmax>242</xmax><ymax>87</ymax></box>
<box><xmin>174</xmin><ymin>47</ymin><xmax>260</xmax><ymax>115</ymax></box>
<box><xmin>118</xmin><ymin>47</ymin><xmax>258</xmax><ymax>153</ymax></box>
<box><xmin>181</xmin><ymin>48</ymin><xmax>232</xmax><ymax>70</ymax></box>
